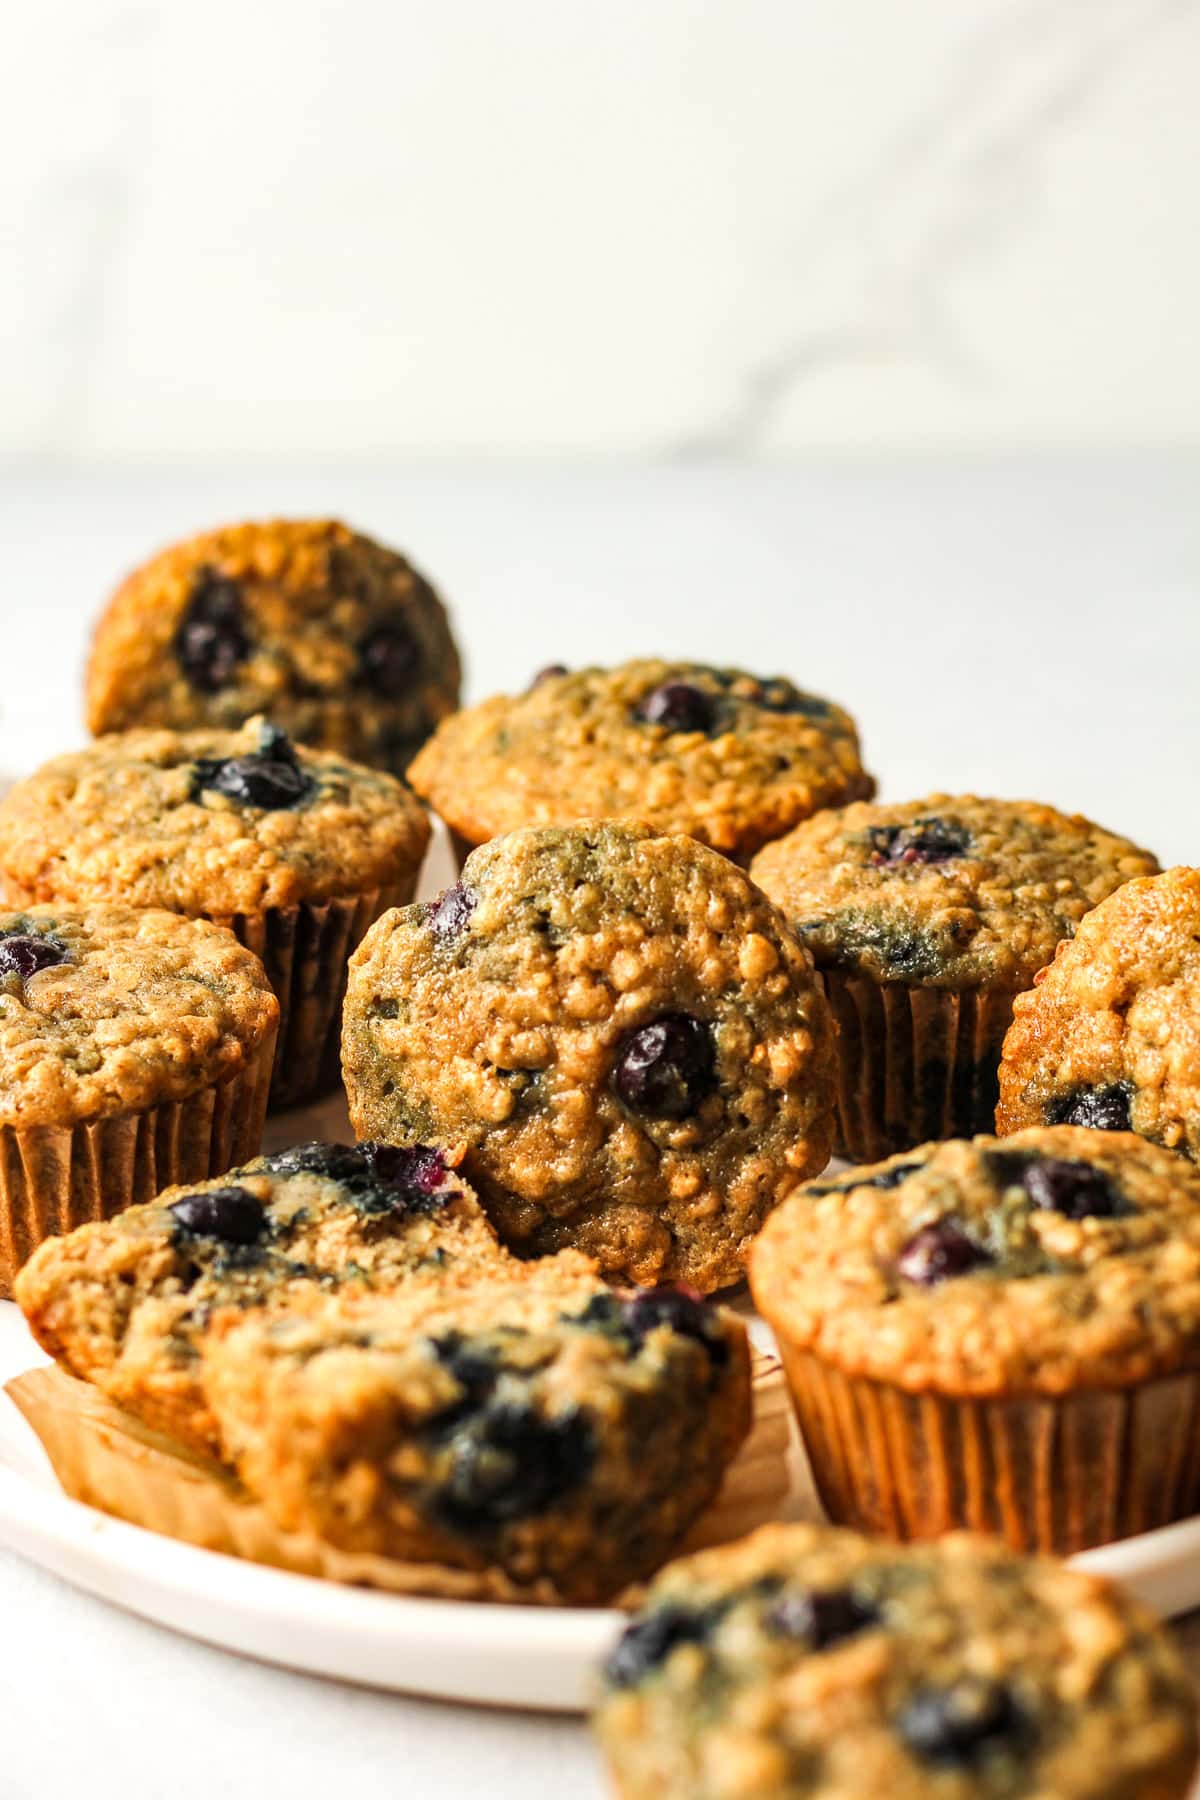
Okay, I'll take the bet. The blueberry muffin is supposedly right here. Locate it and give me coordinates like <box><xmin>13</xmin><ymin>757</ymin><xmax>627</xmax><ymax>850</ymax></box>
<box><xmin>15</xmin><ymin>1140</ymin><xmax>509</xmax><ymax>1453</ymax></box>
<box><xmin>342</xmin><ymin>820</ymin><xmax>837</xmax><ymax>1290</ymax></box>
<box><xmin>0</xmin><ymin>906</ymin><xmax>277</xmax><ymax>1294</ymax></box>
<box><xmin>201</xmin><ymin>1269</ymin><xmax>751</xmax><ymax>1603</ymax></box>
<box><xmin>750</xmin><ymin>797</ymin><xmax>1158</xmax><ymax>1161</ymax></box>
<box><xmin>997</xmin><ymin>867</ymin><xmax>1200</xmax><ymax>1160</ymax></box>
<box><xmin>85</xmin><ymin>518</ymin><xmax>461</xmax><ymax>776</ymax></box>
<box><xmin>594</xmin><ymin>1523</ymin><xmax>1198</xmax><ymax>1799</ymax></box>
<box><xmin>0</xmin><ymin>719</ymin><xmax>430</xmax><ymax>1107</ymax></box>
<box><xmin>751</xmin><ymin>1126</ymin><xmax>1200</xmax><ymax>1552</ymax></box>
<box><xmin>407</xmin><ymin>659</ymin><xmax>874</xmax><ymax>862</ymax></box>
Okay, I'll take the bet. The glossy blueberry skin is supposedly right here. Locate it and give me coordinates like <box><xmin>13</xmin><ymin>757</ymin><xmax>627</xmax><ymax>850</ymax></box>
<box><xmin>604</xmin><ymin>1601</ymin><xmax>719</xmax><ymax>1688</ymax></box>
<box><xmin>896</xmin><ymin>1219</ymin><xmax>991</xmax><ymax>1286</ymax></box>
<box><xmin>168</xmin><ymin>1186</ymin><xmax>267</xmax><ymax>1246</ymax></box>
<box><xmin>174</xmin><ymin>569</ymin><xmax>251</xmax><ymax>693</ymax></box>
<box><xmin>1022</xmin><ymin>1157</ymin><xmax>1120</xmax><ymax>1220</ymax></box>
<box><xmin>428</xmin><ymin>882</ymin><xmax>476</xmax><ymax>941</ymax></box>
<box><xmin>0</xmin><ymin>934</ymin><xmax>69</xmax><ymax>980</ymax></box>
<box><xmin>576</xmin><ymin>1286</ymin><xmax>729</xmax><ymax>1367</ymax></box>
<box><xmin>191</xmin><ymin>724</ymin><xmax>315</xmax><ymax>811</ymax></box>
<box><xmin>357</xmin><ymin>619</ymin><xmax>420</xmax><ymax>696</ymax></box>
<box><xmin>898</xmin><ymin>1680</ymin><xmax>1027</xmax><ymax>1768</ymax></box>
<box><xmin>614</xmin><ymin>1014</ymin><xmax>716</xmax><ymax>1120</ymax></box>
<box><xmin>432</xmin><ymin>1402</ymin><xmax>594</xmax><ymax>1530</ymax></box>
<box><xmin>259</xmin><ymin>1140</ymin><xmax>450</xmax><ymax>1216</ymax></box>
<box><xmin>766</xmin><ymin>1586</ymin><xmax>879</xmax><ymax>1649</ymax></box>
<box><xmin>868</xmin><ymin>818</ymin><xmax>971</xmax><ymax>867</ymax></box>
<box><xmin>1048</xmin><ymin>1084</ymin><xmax>1133</xmax><ymax>1133</ymax></box>
<box><xmin>633</xmin><ymin>681</ymin><xmax>716</xmax><ymax>735</ymax></box>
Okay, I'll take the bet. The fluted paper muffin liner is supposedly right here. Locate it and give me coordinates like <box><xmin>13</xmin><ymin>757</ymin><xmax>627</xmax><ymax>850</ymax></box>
<box><xmin>0</xmin><ymin>1031</ymin><xmax>276</xmax><ymax>1298</ymax></box>
<box><xmin>6</xmin><ymin>1350</ymin><xmax>794</xmax><ymax>1606</ymax></box>
<box><xmin>820</xmin><ymin>970</ymin><xmax>1018</xmax><ymax>1163</ymax></box>
<box><xmin>776</xmin><ymin>1343</ymin><xmax>1200</xmax><ymax>1555</ymax></box>
<box><xmin>213</xmin><ymin>882</ymin><xmax>414</xmax><ymax>1112</ymax></box>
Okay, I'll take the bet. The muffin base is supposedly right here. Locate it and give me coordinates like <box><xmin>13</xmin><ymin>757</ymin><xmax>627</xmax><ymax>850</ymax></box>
<box><xmin>215</xmin><ymin>884</ymin><xmax>414</xmax><ymax>1111</ymax></box>
<box><xmin>0</xmin><ymin>1035</ymin><xmax>275</xmax><ymax>1298</ymax></box>
<box><xmin>820</xmin><ymin>970</ymin><xmax>1017</xmax><ymax>1162</ymax></box>
<box><xmin>778</xmin><ymin>1343</ymin><xmax>1200</xmax><ymax>1555</ymax></box>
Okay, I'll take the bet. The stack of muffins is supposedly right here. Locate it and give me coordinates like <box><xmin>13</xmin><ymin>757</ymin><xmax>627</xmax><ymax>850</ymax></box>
<box><xmin>3</xmin><ymin>513</ymin><xmax>1198</xmax><ymax>1797</ymax></box>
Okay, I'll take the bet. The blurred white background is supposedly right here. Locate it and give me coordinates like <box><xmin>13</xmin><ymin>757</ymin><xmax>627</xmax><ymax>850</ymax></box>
<box><xmin>2</xmin><ymin>0</ymin><xmax>1198</xmax><ymax>457</ymax></box>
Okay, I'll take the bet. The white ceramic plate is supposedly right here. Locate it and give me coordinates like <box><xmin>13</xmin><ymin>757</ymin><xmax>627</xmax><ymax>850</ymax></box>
<box><xmin>1</xmin><ymin>816</ymin><xmax>1200</xmax><ymax>1710</ymax></box>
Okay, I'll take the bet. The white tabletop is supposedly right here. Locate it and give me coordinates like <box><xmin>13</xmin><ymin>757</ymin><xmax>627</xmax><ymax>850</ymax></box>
<box><xmin>0</xmin><ymin>453</ymin><xmax>1196</xmax><ymax>1799</ymax></box>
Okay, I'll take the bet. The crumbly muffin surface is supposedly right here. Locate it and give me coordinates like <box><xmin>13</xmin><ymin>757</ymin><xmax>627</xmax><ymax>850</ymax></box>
<box><xmin>342</xmin><ymin>820</ymin><xmax>836</xmax><ymax>1290</ymax></box>
<box><xmin>750</xmin><ymin>1127</ymin><xmax>1200</xmax><ymax>1396</ymax></box>
<box><xmin>407</xmin><ymin>660</ymin><xmax>874</xmax><ymax>856</ymax></box>
<box><xmin>750</xmin><ymin>796</ymin><xmax>1158</xmax><ymax>991</ymax></box>
<box><xmin>85</xmin><ymin>518</ymin><xmax>461</xmax><ymax>776</ymax></box>
<box><xmin>0</xmin><ymin>906</ymin><xmax>277</xmax><ymax>1127</ymax></box>
<box><xmin>202</xmin><ymin>1271</ymin><xmax>750</xmax><ymax>1603</ymax></box>
<box><xmin>998</xmin><ymin>867</ymin><xmax>1200</xmax><ymax>1160</ymax></box>
<box><xmin>593</xmin><ymin>1523</ymin><xmax>1198</xmax><ymax>1799</ymax></box>
<box><xmin>15</xmin><ymin>1141</ymin><xmax>505</xmax><ymax>1451</ymax></box>
<box><xmin>0</xmin><ymin>719</ymin><xmax>429</xmax><ymax>917</ymax></box>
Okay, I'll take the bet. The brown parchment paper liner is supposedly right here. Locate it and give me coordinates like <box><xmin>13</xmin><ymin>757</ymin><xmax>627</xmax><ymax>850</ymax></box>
<box><xmin>776</xmin><ymin>1343</ymin><xmax>1200</xmax><ymax>1556</ymax></box>
<box><xmin>211</xmin><ymin>881</ymin><xmax>415</xmax><ymax>1112</ymax></box>
<box><xmin>819</xmin><ymin>970</ymin><xmax>1019</xmax><ymax>1163</ymax></box>
<box><xmin>6</xmin><ymin>1350</ymin><xmax>797</xmax><ymax>1607</ymax></box>
<box><xmin>0</xmin><ymin>1029</ymin><xmax>276</xmax><ymax>1299</ymax></box>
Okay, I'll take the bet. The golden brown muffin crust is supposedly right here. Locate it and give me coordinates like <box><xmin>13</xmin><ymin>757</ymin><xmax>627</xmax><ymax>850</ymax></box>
<box><xmin>0</xmin><ymin>906</ymin><xmax>277</xmax><ymax>1127</ymax></box>
<box><xmin>750</xmin><ymin>795</ymin><xmax>1159</xmax><ymax>991</ymax></box>
<box><xmin>0</xmin><ymin>718</ymin><xmax>430</xmax><ymax>917</ymax></box>
<box><xmin>997</xmin><ymin>867</ymin><xmax>1200</xmax><ymax>1158</ymax></box>
<box><xmin>85</xmin><ymin>518</ymin><xmax>461</xmax><ymax>776</ymax></box>
<box><xmin>750</xmin><ymin>1127</ymin><xmax>1200</xmax><ymax>1396</ymax></box>
<box><xmin>408</xmin><ymin>659</ymin><xmax>874</xmax><ymax>857</ymax></box>
<box><xmin>343</xmin><ymin>820</ymin><xmax>836</xmax><ymax>1290</ymax></box>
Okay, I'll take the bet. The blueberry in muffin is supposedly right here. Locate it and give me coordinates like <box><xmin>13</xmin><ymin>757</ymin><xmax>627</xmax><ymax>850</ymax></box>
<box><xmin>752</xmin><ymin>1125</ymin><xmax>1200</xmax><ymax>1552</ymax></box>
<box><xmin>750</xmin><ymin>796</ymin><xmax>1158</xmax><ymax>1161</ymax></box>
<box><xmin>593</xmin><ymin>1523</ymin><xmax>1198</xmax><ymax>1798</ymax></box>
<box><xmin>201</xmin><ymin>1266</ymin><xmax>750</xmax><ymax>1603</ymax></box>
<box><xmin>998</xmin><ymin>866</ymin><xmax>1200</xmax><ymax>1161</ymax></box>
<box><xmin>85</xmin><ymin>518</ymin><xmax>461</xmax><ymax>776</ymax></box>
<box><xmin>342</xmin><ymin>819</ymin><xmax>836</xmax><ymax>1290</ymax></box>
<box><xmin>407</xmin><ymin>659</ymin><xmax>874</xmax><ymax>861</ymax></box>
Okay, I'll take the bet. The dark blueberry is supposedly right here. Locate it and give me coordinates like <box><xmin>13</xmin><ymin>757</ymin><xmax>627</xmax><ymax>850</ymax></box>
<box><xmin>530</xmin><ymin>663</ymin><xmax>568</xmax><ymax>689</ymax></box>
<box><xmin>0</xmin><ymin>933</ymin><xmax>69</xmax><ymax>979</ymax></box>
<box><xmin>898</xmin><ymin>1680</ymin><xmax>1029</xmax><ymax>1768</ymax></box>
<box><xmin>428</xmin><ymin>882</ymin><xmax>476</xmax><ymax>941</ymax></box>
<box><xmin>367</xmin><ymin>1142</ymin><xmax>448</xmax><ymax>1197</ymax></box>
<box><xmin>259</xmin><ymin>1140</ymin><xmax>450</xmax><ymax>1216</ymax></box>
<box><xmin>1021</xmin><ymin>1157</ymin><xmax>1120</xmax><ymax>1220</ymax></box>
<box><xmin>623</xmin><ymin>1286</ymin><xmax>729</xmax><ymax>1366</ymax></box>
<box><xmin>604</xmin><ymin>1601</ymin><xmax>721</xmax><ymax>1689</ymax></box>
<box><xmin>357</xmin><ymin>618</ymin><xmax>420</xmax><ymax>696</ymax></box>
<box><xmin>614</xmin><ymin>1014</ymin><xmax>715</xmax><ymax>1119</ymax></box>
<box><xmin>869</xmin><ymin>818</ymin><xmax>971</xmax><ymax>867</ymax></box>
<box><xmin>174</xmin><ymin>568</ymin><xmax>251</xmax><ymax>693</ymax></box>
<box><xmin>433</xmin><ymin>1403</ymin><xmax>593</xmax><ymax>1529</ymax></box>
<box><xmin>1048</xmin><ymin>1084</ymin><xmax>1133</xmax><ymax>1133</ymax></box>
<box><xmin>259</xmin><ymin>1141</ymin><xmax>371</xmax><ymax>1182</ymax></box>
<box><xmin>429</xmin><ymin>1332</ymin><xmax>500</xmax><ymax>1423</ymax></box>
<box><xmin>191</xmin><ymin>724</ymin><xmax>315</xmax><ymax>811</ymax></box>
<box><xmin>896</xmin><ymin>1220</ymin><xmax>991</xmax><ymax>1286</ymax></box>
<box><xmin>633</xmin><ymin>681</ymin><xmax>716</xmax><ymax>735</ymax></box>
<box><xmin>169</xmin><ymin>1186</ymin><xmax>267</xmax><ymax>1246</ymax></box>
<box><xmin>766</xmin><ymin>1586</ymin><xmax>879</xmax><ymax>1649</ymax></box>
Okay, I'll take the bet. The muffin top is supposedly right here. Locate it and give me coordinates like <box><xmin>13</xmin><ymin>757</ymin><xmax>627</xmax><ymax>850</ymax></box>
<box><xmin>750</xmin><ymin>1127</ymin><xmax>1200</xmax><ymax>1396</ymax></box>
<box><xmin>750</xmin><ymin>796</ymin><xmax>1158</xmax><ymax>991</ymax></box>
<box><xmin>594</xmin><ymin>1523</ymin><xmax>1198</xmax><ymax>1800</ymax></box>
<box><xmin>0</xmin><ymin>718</ymin><xmax>430</xmax><ymax>917</ymax></box>
<box><xmin>84</xmin><ymin>517</ymin><xmax>461</xmax><ymax>776</ymax></box>
<box><xmin>407</xmin><ymin>659</ymin><xmax>874</xmax><ymax>857</ymax></box>
<box><xmin>998</xmin><ymin>867</ymin><xmax>1200</xmax><ymax>1159</ymax></box>
<box><xmin>15</xmin><ymin>1139</ymin><xmax>511</xmax><ymax>1451</ymax></box>
<box><xmin>343</xmin><ymin>819</ymin><xmax>836</xmax><ymax>1291</ymax></box>
<box><xmin>0</xmin><ymin>906</ymin><xmax>277</xmax><ymax>1127</ymax></box>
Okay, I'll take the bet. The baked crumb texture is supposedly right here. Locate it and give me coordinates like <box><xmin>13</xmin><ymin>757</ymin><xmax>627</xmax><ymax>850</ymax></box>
<box><xmin>593</xmin><ymin>1523</ymin><xmax>1198</xmax><ymax>1800</ymax></box>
